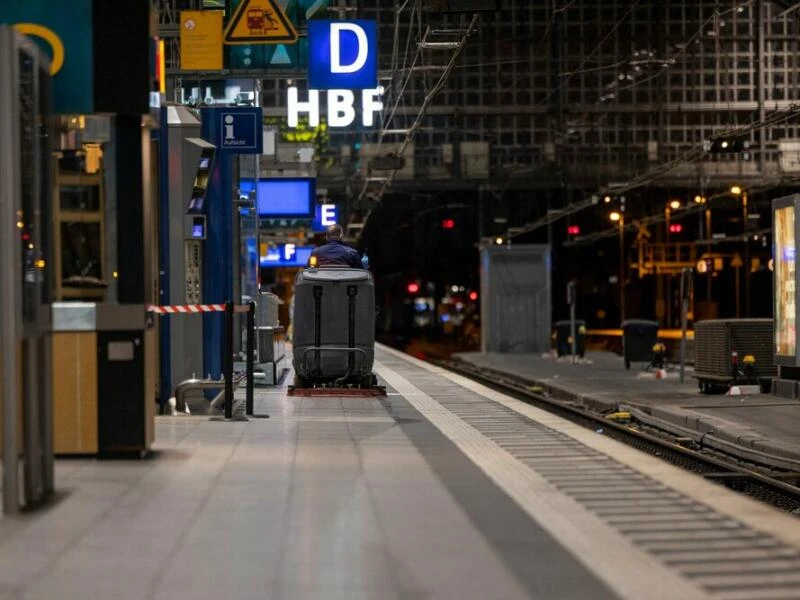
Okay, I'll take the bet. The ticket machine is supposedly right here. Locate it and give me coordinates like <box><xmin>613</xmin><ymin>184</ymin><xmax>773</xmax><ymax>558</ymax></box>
<box><xmin>162</xmin><ymin>105</ymin><xmax>217</xmax><ymax>402</ymax></box>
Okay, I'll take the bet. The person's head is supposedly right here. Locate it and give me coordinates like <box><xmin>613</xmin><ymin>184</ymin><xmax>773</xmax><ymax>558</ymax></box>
<box><xmin>326</xmin><ymin>224</ymin><xmax>344</xmax><ymax>241</ymax></box>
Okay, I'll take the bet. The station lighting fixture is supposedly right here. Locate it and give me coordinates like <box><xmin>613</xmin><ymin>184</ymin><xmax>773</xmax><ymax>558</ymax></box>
<box><xmin>603</xmin><ymin>196</ymin><xmax>612</xmax><ymax>203</ymax></box>
<box><xmin>494</xmin><ymin>236</ymin><xmax>504</xmax><ymax>245</ymax></box>
<box><xmin>730</xmin><ymin>185</ymin><xmax>742</xmax><ymax>195</ymax></box>
<box><xmin>707</xmin><ymin>137</ymin><xmax>749</xmax><ymax>154</ymax></box>
<box><xmin>609</xmin><ymin>211</ymin><xmax>621</xmax><ymax>222</ymax></box>
<box><xmin>669</xmin><ymin>200</ymin><xmax>681</xmax><ymax>210</ymax></box>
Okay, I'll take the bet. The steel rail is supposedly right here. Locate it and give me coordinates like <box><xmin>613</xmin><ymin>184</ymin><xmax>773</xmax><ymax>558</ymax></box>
<box><xmin>432</xmin><ymin>357</ymin><xmax>800</xmax><ymax>513</ymax></box>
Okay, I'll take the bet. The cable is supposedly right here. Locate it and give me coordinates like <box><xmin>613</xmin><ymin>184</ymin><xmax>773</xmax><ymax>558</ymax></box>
<box><xmin>536</xmin><ymin>0</ymin><xmax>644</xmax><ymax>108</ymax></box>
<box><xmin>349</xmin><ymin>14</ymin><xmax>481</xmax><ymax>238</ymax></box>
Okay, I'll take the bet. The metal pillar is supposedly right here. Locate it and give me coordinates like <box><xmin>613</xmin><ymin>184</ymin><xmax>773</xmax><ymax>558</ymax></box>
<box><xmin>0</xmin><ymin>26</ymin><xmax>21</xmax><ymax>515</ymax></box>
<box><xmin>619</xmin><ymin>218</ymin><xmax>626</xmax><ymax>323</ymax></box>
<box><xmin>0</xmin><ymin>27</ymin><xmax>54</xmax><ymax>513</ymax></box>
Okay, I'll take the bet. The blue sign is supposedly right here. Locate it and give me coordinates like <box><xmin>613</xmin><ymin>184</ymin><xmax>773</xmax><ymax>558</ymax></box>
<box><xmin>261</xmin><ymin>244</ymin><xmax>314</xmax><ymax>268</ymax></box>
<box><xmin>201</xmin><ymin>107</ymin><xmax>263</xmax><ymax>154</ymax></box>
<box><xmin>312</xmin><ymin>203</ymin><xmax>339</xmax><ymax>231</ymax></box>
<box><xmin>308</xmin><ymin>20</ymin><xmax>377</xmax><ymax>90</ymax></box>
<box><xmin>1</xmin><ymin>0</ymin><xmax>94</xmax><ymax>114</ymax></box>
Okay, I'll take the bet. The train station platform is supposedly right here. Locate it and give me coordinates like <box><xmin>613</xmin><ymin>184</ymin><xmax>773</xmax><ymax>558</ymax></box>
<box><xmin>454</xmin><ymin>351</ymin><xmax>800</xmax><ymax>470</ymax></box>
<box><xmin>3</xmin><ymin>345</ymin><xmax>800</xmax><ymax>599</ymax></box>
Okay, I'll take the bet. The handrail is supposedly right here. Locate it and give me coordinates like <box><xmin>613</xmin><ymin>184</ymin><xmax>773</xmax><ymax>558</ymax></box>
<box><xmin>174</xmin><ymin>374</ymin><xmax>246</xmax><ymax>413</ymax></box>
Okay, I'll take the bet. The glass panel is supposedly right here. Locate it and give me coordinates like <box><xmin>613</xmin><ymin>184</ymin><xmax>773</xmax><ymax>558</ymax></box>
<box><xmin>60</xmin><ymin>185</ymin><xmax>100</xmax><ymax>211</ymax></box>
<box><xmin>775</xmin><ymin>206</ymin><xmax>796</xmax><ymax>358</ymax></box>
<box><xmin>38</xmin><ymin>63</ymin><xmax>52</xmax><ymax>306</ymax></box>
<box><xmin>18</xmin><ymin>48</ymin><xmax>36</xmax><ymax>322</ymax></box>
<box><xmin>60</xmin><ymin>222</ymin><xmax>103</xmax><ymax>284</ymax></box>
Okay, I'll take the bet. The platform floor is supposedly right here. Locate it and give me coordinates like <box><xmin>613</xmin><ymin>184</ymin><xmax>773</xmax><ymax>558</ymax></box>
<box><xmin>456</xmin><ymin>350</ymin><xmax>800</xmax><ymax>464</ymax></box>
<box><xmin>2</xmin><ymin>346</ymin><xmax>800</xmax><ymax>599</ymax></box>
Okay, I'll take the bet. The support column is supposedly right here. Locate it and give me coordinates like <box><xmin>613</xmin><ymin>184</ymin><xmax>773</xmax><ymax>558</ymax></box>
<box><xmin>115</xmin><ymin>115</ymin><xmax>146</xmax><ymax>304</ymax></box>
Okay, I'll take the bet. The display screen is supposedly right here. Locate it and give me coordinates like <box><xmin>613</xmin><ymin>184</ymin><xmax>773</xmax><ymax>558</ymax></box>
<box><xmin>192</xmin><ymin>223</ymin><xmax>205</xmax><ymax>238</ymax></box>
<box><xmin>188</xmin><ymin>191</ymin><xmax>205</xmax><ymax>213</ymax></box>
<box><xmin>775</xmin><ymin>205</ymin><xmax>796</xmax><ymax>357</ymax></box>
<box><xmin>198</xmin><ymin>157</ymin><xmax>210</xmax><ymax>169</ymax></box>
<box><xmin>239</xmin><ymin>178</ymin><xmax>315</xmax><ymax>217</ymax></box>
<box><xmin>259</xmin><ymin>243</ymin><xmax>314</xmax><ymax>268</ymax></box>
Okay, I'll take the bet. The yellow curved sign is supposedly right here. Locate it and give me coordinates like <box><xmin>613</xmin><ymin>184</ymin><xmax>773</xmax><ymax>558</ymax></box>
<box><xmin>13</xmin><ymin>23</ymin><xmax>64</xmax><ymax>75</ymax></box>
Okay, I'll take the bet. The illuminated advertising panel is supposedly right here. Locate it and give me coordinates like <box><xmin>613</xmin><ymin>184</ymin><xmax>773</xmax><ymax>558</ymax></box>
<box><xmin>775</xmin><ymin>205</ymin><xmax>796</xmax><ymax>358</ymax></box>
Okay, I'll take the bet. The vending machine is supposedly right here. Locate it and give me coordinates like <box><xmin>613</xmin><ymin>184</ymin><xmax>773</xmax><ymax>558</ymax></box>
<box><xmin>164</xmin><ymin>105</ymin><xmax>216</xmax><ymax>401</ymax></box>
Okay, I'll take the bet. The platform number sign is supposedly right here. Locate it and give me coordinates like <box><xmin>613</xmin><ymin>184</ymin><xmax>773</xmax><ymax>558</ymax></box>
<box><xmin>308</xmin><ymin>20</ymin><xmax>378</xmax><ymax>90</ymax></box>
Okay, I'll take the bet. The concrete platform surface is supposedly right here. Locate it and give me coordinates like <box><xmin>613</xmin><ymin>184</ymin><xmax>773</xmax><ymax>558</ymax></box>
<box><xmin>3</xmin><ymin>346</ymin><xmax>800</xmax><ymax>599</ymax></box>
<box><xmin>454</xmin><ymin>351</ymin><xmax>800</xmax><ymax>469</ymax></box>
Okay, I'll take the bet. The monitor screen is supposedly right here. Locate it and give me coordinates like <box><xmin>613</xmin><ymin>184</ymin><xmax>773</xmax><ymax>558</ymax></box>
<box><xmin>198</xmin><ymin>157</ymin><xmax>210</xmax><ymax>169</ymax></box>
<box><xmin>239</xmin><ymin>178</ymin><xmax>316</xmax><ymax>217</ymax></box>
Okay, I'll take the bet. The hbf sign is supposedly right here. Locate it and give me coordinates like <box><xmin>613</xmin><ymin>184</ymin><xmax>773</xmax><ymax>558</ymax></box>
<box><xmin>309</xmin><ymin>20</ymin><xmax>377</xmax><ymax>90</ymax></box>
<box><xmin>287</xmin><ymin>86</ymin><xmax>383</xmax><ymax>128</ymax></box>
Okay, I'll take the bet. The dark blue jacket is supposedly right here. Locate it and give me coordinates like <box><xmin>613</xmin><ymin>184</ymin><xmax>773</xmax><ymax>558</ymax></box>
<box><xmin>310</xmin><ymin>240</ymin><xmax>361</xmax><ymax>268</ymax></box>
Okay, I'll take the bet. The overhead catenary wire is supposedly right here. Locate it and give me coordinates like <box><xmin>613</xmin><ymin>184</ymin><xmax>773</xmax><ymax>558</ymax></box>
<box><xmin>348</xmin><ymin>13</ymin><xmax>481</xmax><ymax>238</ymax></box>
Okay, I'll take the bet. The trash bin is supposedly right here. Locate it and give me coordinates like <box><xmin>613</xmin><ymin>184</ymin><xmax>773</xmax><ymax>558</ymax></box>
<box><xmin>621</xmin><ymin>319</ymin><xmax>659</xmax><ymax>369</ymax></box>
<box><xmin>553</xmin><ymin>320</ymin><xmax>586</xmax><ymax>357</ymax></box>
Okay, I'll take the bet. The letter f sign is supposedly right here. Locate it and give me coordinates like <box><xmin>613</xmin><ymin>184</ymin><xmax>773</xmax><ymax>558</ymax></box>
<box><xmin>309</xmin><ymin>20</ymin><xmax>378</xmax><ymax>90</ymax></box>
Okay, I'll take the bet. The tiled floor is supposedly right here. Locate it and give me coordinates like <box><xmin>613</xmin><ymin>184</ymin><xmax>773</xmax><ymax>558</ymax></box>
<box><xmin>0</xmin><ymin>349</ymin><xmax>616</xmax><ymax>600</ymax></box>
<box><xmin>9</xmin><ymin>346</ymin><xmax>800</xmax><ymax>599</ymax></box>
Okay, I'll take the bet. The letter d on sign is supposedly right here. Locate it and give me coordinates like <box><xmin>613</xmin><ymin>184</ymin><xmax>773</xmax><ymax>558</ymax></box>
<box><xmin>309</xmin><ymin>20</ymin><xmax>378</xmax><ymax>90</ymax></box>
<box><xmin>331</xmin><ymin>23</ymin><xmax>368</xmax><ymax>74</ymax></box>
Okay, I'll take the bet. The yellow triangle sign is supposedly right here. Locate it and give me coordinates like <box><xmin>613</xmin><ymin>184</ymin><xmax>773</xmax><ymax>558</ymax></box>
<box><xmin>223</xmin><ymin>0</ymin><xmax>298</xmax><ymax>45</ymax></box>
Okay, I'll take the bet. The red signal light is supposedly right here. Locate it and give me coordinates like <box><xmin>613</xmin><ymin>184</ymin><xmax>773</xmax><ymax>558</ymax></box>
<box><xmin>407</xmin><ymin>282</ymin><xmax>420</xmax><ymax>294</ymax></box>
<box><xmin>669</xmin><ymin>224</ymin><xmax>683</xmax><ymax>233</ymax></box>
<box><xmin>468</xmin><ymin>291</ymin><xmax>478</xmax><ymax>301</ymax></box>
<box><xmin>442</xmin><ymin>219</ymin><xmax>455</xmax><ymax>229</ymax></box>
<box><xmin>567</xmin><ymin>225</ymin><xmax>580</xmax><ymax>235</ymax></box>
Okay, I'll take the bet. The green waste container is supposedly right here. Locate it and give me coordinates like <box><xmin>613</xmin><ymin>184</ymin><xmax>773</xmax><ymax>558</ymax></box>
<box><xmin>621</xmin><ymin>319</ymin><xmax>659</xmax><ymax>369</ymax></box>
<box><xmin>553</xmin><ymin>320</ymin><xmax>586</xmax><ymax>357</ymax></box>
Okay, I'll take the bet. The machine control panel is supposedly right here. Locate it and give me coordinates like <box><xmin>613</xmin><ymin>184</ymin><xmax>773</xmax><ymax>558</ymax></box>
<box><xmin>185</xmin><ymin>241</ymin><xmax>202</xmax><ymax>303</ymax></box>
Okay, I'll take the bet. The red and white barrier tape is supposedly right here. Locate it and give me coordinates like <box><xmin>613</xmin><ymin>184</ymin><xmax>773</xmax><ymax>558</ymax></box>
<box><xmin>147</xmin><ymin>304</ymin><xmax>252</xmax><ymax>315</ymax></box>
<box><xmin>148</xmin><ymin>304</ymin><xmax>225</xmax><ymax>314</ymax></box>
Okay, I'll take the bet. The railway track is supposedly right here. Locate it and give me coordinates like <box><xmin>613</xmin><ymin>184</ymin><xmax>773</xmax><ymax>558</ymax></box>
<box><xmin>432</xmin><ymin>357</ymin><xmax>800</xmax><ymax>515</ymax></box>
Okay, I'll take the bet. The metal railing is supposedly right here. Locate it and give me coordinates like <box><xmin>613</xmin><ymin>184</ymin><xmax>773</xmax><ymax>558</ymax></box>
<box><xmin>149</xmin><ymin>301</ymin><xmax>261</xmax><ymax>420</ymax></box>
